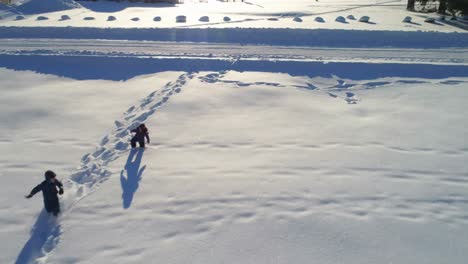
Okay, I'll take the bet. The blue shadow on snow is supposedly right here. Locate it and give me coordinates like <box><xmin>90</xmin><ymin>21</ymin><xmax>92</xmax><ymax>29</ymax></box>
<box><xmin>121</xmin><ymin>148</ymin><xmax>146</xmax><ymax>209</ymax></box>
<box><xmin>1</xmin><ymin>27</ymin><xmax>467</xmax><ymax>48</ymax></box>
<box><xmin>78</xmin><ymin>1</ymin><xmax>175</xmax><ymax>13</ymax></box>
<box><xmin>15</xmin><ymin>210</ymin><xmax>61</xmax><ymax>264</ymax></box>
<box><xmin>0</xmin><ymin>55</ymin><xmax>467</xmax><ymax>81</ymax></box>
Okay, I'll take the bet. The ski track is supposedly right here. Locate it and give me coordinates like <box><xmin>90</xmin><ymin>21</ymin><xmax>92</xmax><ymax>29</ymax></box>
<box><xmin>15</xmin><ymin>72</ymin><xmax>195</xmax><ymax>264</ymax></box>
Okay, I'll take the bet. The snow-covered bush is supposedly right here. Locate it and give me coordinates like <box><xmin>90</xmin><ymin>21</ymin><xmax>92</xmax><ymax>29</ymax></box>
<box><xmin>424</xmin><ymin>17</ymin><xmax>436</xmax><ymax>23</ymax></box>
<box><xmin>335</xmin><ymin>16</ymin><xmax>346</xmax><ymax>23</ymax></box>
<box><xmin>293</xmin><ymin>16</ymin><xmax>303</xmax><ymax>22</ymax></box>
<box><xmin>176</xmin><ymin>15</ymin><xmax>186</xmax><ymax>23</ymax></box>
<box><xmin>315</xmin><ymin>16</ymin><xmax>325</xmax><ymax>22</ymax></box>
<box><xmin>199</xmin><ymin>16</ymin><xmax>209</xmax><ymax>22</ymax></box>
<box><xmin>359</xmin><ymin>16</ymin><xmax>370</xmax><ymax>22</ymax></box>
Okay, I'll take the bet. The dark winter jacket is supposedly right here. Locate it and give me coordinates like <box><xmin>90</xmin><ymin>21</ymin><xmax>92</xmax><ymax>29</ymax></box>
<box><xmin>131</xmin><ymin>125</ymin><xmax>150</xmax><ymax>143</ymax></box>
<box><xmin>28</xmin><ymin>176</ymin><xmax>63</xmax><ymax>214</ymax></box>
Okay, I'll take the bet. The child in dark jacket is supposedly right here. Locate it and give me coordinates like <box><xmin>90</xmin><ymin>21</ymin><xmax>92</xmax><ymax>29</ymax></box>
<box><xmin>131</xmin><ymin>123</ymin><xmax>150</xmax><ymax>148</ymax></box>
<box><xmin>25</xmin><ymin>170</ymin><xmax>64</xmax><ymax>216</ymax></box>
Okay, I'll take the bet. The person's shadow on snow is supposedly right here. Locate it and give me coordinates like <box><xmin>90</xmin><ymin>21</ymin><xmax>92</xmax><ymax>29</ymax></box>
<box><xmin>15</xmin><ymin>210</ymin><xmax>61</xmax><ymax>264</ymax></box>
<box><xmin>120</xmin><ymin>148</ymin><xmax>146</xmax><ymax>209</ymax></box>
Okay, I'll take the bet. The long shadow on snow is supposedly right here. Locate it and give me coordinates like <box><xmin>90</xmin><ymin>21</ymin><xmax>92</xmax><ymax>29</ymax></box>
<box><xmin>15</xmin><ymin>210</ymin><xmax>61</xmax><ymax>264</ymax></box>
<box><xmin>0</xmin><ymin>55</ymin><xmax>467</xmax><ymax>81</ymax></box>
<box><xmin>79</xmin><ymin>2</ymin><xmax>175</xmax><ymax>13</ymax></box>
<box><xmin>121</xmin><ymin>148</ymin><xmax>146</xmax><ymax>209</ymax></box>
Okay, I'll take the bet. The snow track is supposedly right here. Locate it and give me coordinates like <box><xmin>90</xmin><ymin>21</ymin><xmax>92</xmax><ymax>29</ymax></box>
<box><xmin>15</xmin><ymin>72</ymin><xmax>195</xmax><ymax>264</ymax></box>
<box><xmin>0</xmin><ymin>38</ymin><xmax>467</xmax><ymax>65</ymax></box>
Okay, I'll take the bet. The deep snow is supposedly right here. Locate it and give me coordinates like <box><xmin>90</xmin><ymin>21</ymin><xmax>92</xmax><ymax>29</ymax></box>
<box><xmin>1</xmin><ymin>67</ymin><xmax>468</xmax><ymax>264</ymax></box>
<box><xmin>1</xmin><ymin>0</ymin><xmax>468</xmax><ymax>264</ymax></box>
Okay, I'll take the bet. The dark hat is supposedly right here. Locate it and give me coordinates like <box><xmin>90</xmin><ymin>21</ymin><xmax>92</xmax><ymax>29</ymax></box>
<box><xmin>45</xmin><ymin>170</ymin><xmax>56</xmax><ymax>179</ymax></box>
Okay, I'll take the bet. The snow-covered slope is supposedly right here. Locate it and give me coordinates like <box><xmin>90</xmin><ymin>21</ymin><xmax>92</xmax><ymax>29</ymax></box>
<box><xmin>1</xmin><ymin>67</ymin><xmax>468</xmax><ymax>264</ymax></box>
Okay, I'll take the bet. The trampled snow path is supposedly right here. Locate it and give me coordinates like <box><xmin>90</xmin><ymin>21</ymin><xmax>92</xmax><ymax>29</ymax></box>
<box><xmin>15</xmin><ymin>72</ymin><xmax>195</xmax><ymax>264</ymax></box>
<box><xmin>0</xmin><ymin>39</ymin><xmax>467</xmax><ymax>65</ymax></box>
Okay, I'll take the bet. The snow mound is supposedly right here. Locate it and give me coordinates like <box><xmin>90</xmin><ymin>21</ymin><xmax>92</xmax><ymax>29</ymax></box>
<box><xmin>335</xmin><ymin>16</ymin><xmax>346</xmax><ymax>23</ymax></box>
<box><xmin>16</xmin><ymin>0</ymin><xmax>81</xmax><ymax>15</ymax></box>
<box><xmin>315</xmin><ymin>16</ymin><xmax>325</xmax><ymax>23</ymax></box>
<box><xmin>293</xmin><ymin>16</ymin><xmax>303</xmax><ymax>22</ymax></box>
<box><xmin>176</xmin><ymin>15</ymin><xmax>186</xmax><ymax>23</ymax></box>
<box><xmin>403</xmin><ymin>16</ymin><xmax>412</xmax><ymax>23</ymax></box>
<box><xmin>176</xmin><ymin>16</ymin><xmax>187</xmax><ymax>23</ymax></box>
<box><xmin>359</xmin><ymin>16</ymin><xmax>370</xmax><ymax>23</ymax></box>
<box><xmin>199</xmin><ymin>16</ymin><xmax>209</xmax><ymax>22</ymax></box>
<box><xmin>425</xmin><ymin>17</ymin><xmax>436</xmax><ymax>23</ymax></box>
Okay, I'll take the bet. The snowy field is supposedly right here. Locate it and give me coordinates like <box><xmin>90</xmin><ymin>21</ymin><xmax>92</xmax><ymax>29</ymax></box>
<box><xmin>0</xmin><ymin>0</ymin><xmax>466</xmax><ymax>32</ymax></box>
<box><xmin>1</xmin><ymin>58</ymin><xmax>468</xmax><ymax>264</ymax></box>
<box><xmin>1</xmin><ymin>0</ymin><xmax>468</xmax><ymax>264</ymax></box>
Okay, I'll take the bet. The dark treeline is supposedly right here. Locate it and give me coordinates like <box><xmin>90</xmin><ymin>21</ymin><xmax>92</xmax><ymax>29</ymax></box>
<box><xmin>407</xmin><ymin>0</ymin><xmax>468</xmax><ymax>15</ymax></box>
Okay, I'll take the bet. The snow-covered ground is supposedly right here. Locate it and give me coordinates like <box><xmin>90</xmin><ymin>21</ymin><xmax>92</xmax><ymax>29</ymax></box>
<box><xmin>0</xmin><ymin>0</ymin><xmax>466</xmax><ymax>32</ymax></box>
<box><xmin>1</xmin><ymin>65</ymin><xmax>468</xmax><ymax>264</ymax></box>
<box><xmin>1</xmin><ymin>0</ymin><xmax>468</xmax><ymax>264</ymax></box>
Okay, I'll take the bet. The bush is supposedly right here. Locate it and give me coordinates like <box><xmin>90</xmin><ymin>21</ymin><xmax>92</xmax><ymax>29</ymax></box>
<box><xmin>448</xmin><ymin>0</ymin><xmax>468</xmax><ymax>15</ymax></box>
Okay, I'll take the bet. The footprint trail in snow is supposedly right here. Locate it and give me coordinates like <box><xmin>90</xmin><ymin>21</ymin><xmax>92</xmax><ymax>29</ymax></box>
<box><xmin>15</xmin><ymin>72</ymin><xmax>195</xmax><ymax>264</ymax></box>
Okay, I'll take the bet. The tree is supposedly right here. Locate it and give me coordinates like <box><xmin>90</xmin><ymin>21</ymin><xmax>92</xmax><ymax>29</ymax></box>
<box><xmin>448</xmin><ymin>0</ymin><xmax>468</xmax><ymax>15</ymax></box>
<box><xmin>408</xmin><ymin>0</ymin><xmax>468</xmax><ymax>15</ymax></box>
<box><xmin>407</xmin><ymin>0</ymin><xmax>416</xmax><ymax>10</ymax></box>
<box><xmin>438</xmin><ymin>0</ymin><xmax>448</xmax><ymax>14</ymax></box>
